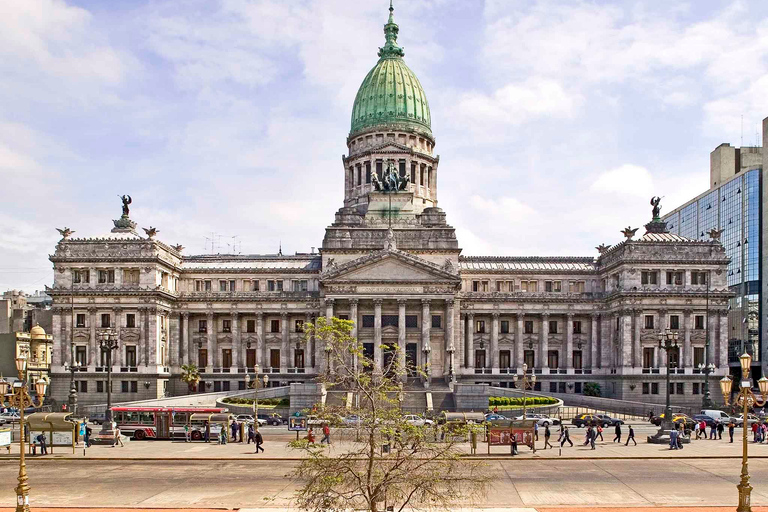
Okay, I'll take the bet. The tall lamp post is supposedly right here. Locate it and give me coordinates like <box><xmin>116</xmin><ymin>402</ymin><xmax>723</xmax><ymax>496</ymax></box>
<box><xmin>649</xmin><ymin>329</ymin><xmax>679</xmax><ymax>443</ymax></box>
<box><xmin>699</xmin><ymin>362</ymin><xmax>716</xmax><ymax>409</ymax></box>
<box><xmin>250</xmin><ymin>365</ymin><xmax>269</xmax><ymax>418</ymax></box>
<box><xmin>512</xmin><ymin>363</ymin><xmax>536</xmax><ymax>418</ymax></box>
<box><xmin>720</xmin><ymin>353</ymin><xmax>768</xmax><ymax>512</ymax></box>
<box><xmin>0</xmin><ymin>355</ymin><xmax>48</xmax><ymax>512</ymax></box>
<box><xmin>97</xmin><ymin>329</ymin><xmax>119</xmax><ymax>436</ymax></box>
<box><xmin>64</xmin><ymin>347</ymin><xmax>81</xmax><ymax>415</ymax></box>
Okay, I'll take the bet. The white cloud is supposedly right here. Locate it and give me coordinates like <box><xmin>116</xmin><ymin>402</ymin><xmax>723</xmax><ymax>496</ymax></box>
<box><xmin>591</xmin><ymin>164</ymin><xmax>654</xmax><ymax>198</ymax></box>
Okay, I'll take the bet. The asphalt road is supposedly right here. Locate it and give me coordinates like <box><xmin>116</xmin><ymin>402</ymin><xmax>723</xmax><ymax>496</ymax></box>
<box><xmin>3</xmin><ymin>458</ymin><xmax>768</xmax><ymax>509</ymax></box>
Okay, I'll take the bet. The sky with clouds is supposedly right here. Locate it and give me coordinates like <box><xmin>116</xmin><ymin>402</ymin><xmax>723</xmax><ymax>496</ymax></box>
<box><xmin>2</xmin><ymin>0</ymin><xmax>768</xmax><ymax>292</ymax></box>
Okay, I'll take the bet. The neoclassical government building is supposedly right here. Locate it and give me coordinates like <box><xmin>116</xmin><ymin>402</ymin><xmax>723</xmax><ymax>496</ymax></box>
<box><xmin>48</xmin><ymin>5</ymin><xmax>731</xmax><ymax>407</ymax></box>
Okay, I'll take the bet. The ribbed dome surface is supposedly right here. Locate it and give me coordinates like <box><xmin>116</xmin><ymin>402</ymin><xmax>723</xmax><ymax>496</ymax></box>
<box><xmin>349</xmin><ymin>3</ymin><xmax>431</xmax><ymax>138</ymax></box>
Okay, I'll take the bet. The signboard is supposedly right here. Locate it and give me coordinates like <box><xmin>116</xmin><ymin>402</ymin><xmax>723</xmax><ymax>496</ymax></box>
<box><xmin>511</xmin><ymin>428</ymin><xmax>535</xmax><ymax>449</ymax></box>
<box><xmin>30</xmin><ymin>430</ymin><xmax>74</xmax><ymax>446</ymax></box>
<box><xmin>288</xmin><ymin>416</ymin><xmax>308</xmax><ymax>431</ymax></box>
<box><xmin>0</xmin><ymin>429</ymin><xmax>10</xmax><ymax>448</ymax></box>
<box><xmin>488</xmin><ymin>427</ymin><xmax>513</xmax><ymax>446</ymax></box>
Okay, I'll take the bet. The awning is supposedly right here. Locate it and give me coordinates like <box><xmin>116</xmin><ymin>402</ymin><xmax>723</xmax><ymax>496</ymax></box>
<box><xmin>189</xmin><ymin>413</ymin><xmax>232</xmax><ymax>423</ymax></box>
<box><xmin>25</xmin><ymin>412</ymin><xmax>74</xmax><ymax>431</ymax></box>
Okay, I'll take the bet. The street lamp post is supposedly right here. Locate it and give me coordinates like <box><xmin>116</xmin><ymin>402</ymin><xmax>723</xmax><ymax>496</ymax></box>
<box><xmin>720</xmin><ymin>353</ymin><xmax>768</xmax><ymax>512</ymax></box>
<box><xmin>512</xmin><ymin>363</ymin><xmax>536</xmax><ymax>418</ymax></box>
<box><xmin>649</xmin><ymin>329</ymin><xmax>679</xmax><ymax>443</ymax></box>
<box><xmin>251</xmin><ymin>365</ymin><xmax>269</xmax><ymax>418</ymax></box>
<box><xmin>0</xmin><ymin>355</ymin><xmax>48</xmax><ymax>512</ymax></box>
<box><xmin>699</xmin><ymin>362</ymin><xmax>716</xmax><ymax>409</ymax></box>
<box><xmin>63</xmin><ymin>356</ymin><xmax>81</xmax><ymax>416</ymax></box>
<box><xmin>97</xmin><ymin>329</ymin><xmax>119</xmax><ymax>436</ymax></box>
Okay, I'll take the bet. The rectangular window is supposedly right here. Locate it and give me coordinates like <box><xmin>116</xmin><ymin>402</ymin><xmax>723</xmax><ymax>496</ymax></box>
<box><xmin>549</xmin><ymin>320</ymin><xmax>558</xmax><ymax>334</ymax></box>
<box><xmin>229</xmin><ymin>280</ymin><xmax>236</xmax><ymax>291</ymax></box>
<box><xmin>499</xmin><ymin>350</ymin><xmax>511</xmax><ymax>368</ymax></box>
<box><xmin>472</xmin><ymin>281</ymin><xmax>479</xmax><ymax>292</ymax></box>
<box><xmin>476</xmin><ymin>320</ymin><xmax>486</xmax><ymax>334</ymax></box>
<box><xmin>214</xmin><ymin>381</ymin><xmax>222</xmax><ymax>392</ymax></box>
<box><xmin>126</xmin><ymin>346</ymin><xmax>137</xmax><ymax>367</ymax></box>
<box><xmin>101</xmin><ymin>314</ymin><xmax>111</xmax><ymax>328</ymax></box>
<box><xmin>676</xmin><ymin>383</ymin><xmax>684</xmax><ymax>395</ymax></box>
<box><xmin>553</xmin><ymin>281</ymin><xmax>561</xmax><ymax>292</ymax></box>
<box><xmin>123</xmin><ymin>269</ymin><xmax>140</xmax><ymax>284</ymax></box>
<box><xmin>524</xmin><ymin>350</ymin><xmax>535</xmax><ymax>368</ymax></box>
<box><xmin>204</xmin><ymin>280</ymin><xmax>211</xmax><ymax>291</ymax></box>
<box><xmin>126</xmin><ymin>314</ymin><xmax>136</xmax><ymax>328</ymax></box>
<box><xmin>222</xmin><ymin>349</ymin><xmax>232</xmax><ymax>368</ymax></box>
<box><xmin>573</xmin><ymin>350</ymin><xmax>582</xmax><ymax>369</ymax></box>
<box><xmin>549</xmin><ymin>382</ymin><xmax>557</xmax><ymax>393</ymax></box>
<box><xmin>270</xmin><ymin>319</ymin><xmax>280</xmax><ymax>333</ymax></box>
<box><xmin>545</xmin><ymin>281</ymin><xmax>552</xmax><ymax>292</ymax></box>
<box><xmin>76</xmin><ymin>313</ymin><xmax>86</xmax><ymax>328</ymax></box>
<box><xmin>376</xmin><ymin>160</ymin><xmax>383</xmax><ymax>180</ymax></box>
<box><xmin>694</xmin><ymin>347</ymin><xmax>705</xmax><ymax>367</ymax></box>
<box><xmin>246</xmin><ymin>320</ymin><xmax>255</xmax><ymax>333</ymax></box>
<box><xmin>669</xmin><ymin>382</ymin><xmax>675</xmax><ymax>394</ymax></box>
<box><xmin>98</xmin><ymin>270</ymin><xmax>107</xmax><ymax>283</ymax></box>
<box><xmin>223</xmin><ymin>381</ymin><xmax>230</xmax><ymax>391</ymax></box>
<box><xmin>695</xmin><ymin>315</ymin><xmax>705</xmax><ymax>329</ymax></box>
<box><xmin>222</xmin><ymin>320</ymin><xmax>231</xmax><ymax>333</ymax></box>
<box><xmin>569</xmin><ymin>280</ymin><xmax>586</xmax><ymax>293</ymax></box>
<box><xmin>431</xmin><ymin>315</ymin><xmax>442</xmax><ymax>328</ymax></box>
<box><xmin>500</xmin><ymin>320</ymin><xmax>509</xmax><ymax>334</ymax></box>
<box><xmin>644</xmin><ymin>315</ymin><xmax>654</xmax><ymax>329</ymax></box>
<box><xmin>691</xmin><ymin>272</ymin><xmax>707</xmax><ymax>285</ymax></box>
<box><xmin>295</xmin><ymin>319</ymin><xmax>304</xmax><ymax>332</ymax></box>
<box><xmin>524</xmin><ymin>320</ymin><xmax>534</xmax><ymax>334</ymax></box>
<box><xmin>666</xmin><ymin>271</ymin><xmax>684</xmax><ymax>285</ymax></box>
<box><xmin>642</xmin><ymin>383</ymin><xmax>650</xmax><ymax>395</ymax></box>
<box><xmin>198</xmin><ymin>320</ymin><xmax>207</xmax><ymax>333</ymax></box>
<box><xmin>195</xmin><ymin>280</ymin><xmax>203</xmax><ymax>292</ymax></box>
<box><xmin>669</xmin><ymin>315</ymin><xmax>680</xmax><ymax>330</ymax></box>
<box><xmin>76</xmin><ymin>346</ymin><xmax>87</xmax><ymax>365</ymax></box>
<box><xmin>641</xmin><ymin>271</ymin><xmax>658</xmax><ymax>285</ymax></box>
<box><xmin>121</xmin><ymin>381</ymin><xmax>129</xmax><ymax>393</ymax></box>
<box><xmin>78</xmin><ymin>381</ymin><xmax>88</xmax><ymax>393</ymax></box>
<box><xmin>198</xmin><ymin>349</ymin><xmax>208</xmax><ymax>368</ymax></box>
<box><xmin>547</xmin><ymin>350</ymin><xmax>559</xmax><ymax>368</ymax></box>
<box><xmin>246</xmin><ymin>349</ymin><xmax>256</xmax><ymax>368</ymax></box>
<box><xmin>651</xmin><ymin>382</ymin><xmax>659</xmax><ymax>394</ymax></box>
<box><xmin>643</xmin><ymin>347</ymin><xmax>654</xmax><ymax>368</ymax></box>
<box><xmin>362</xmin><ymin>315</ymin><xmax>374</xmax><ymax>328</ymax></box>
<box><xmin>292</xmin><ymin>280</ymin><xmax>308</xmax><ymax>292</ymax></box>
<box><xmin>692</xmin><ymin>383</ymin><xmax>700</xmax><ymax>395</ymax></box>
<box><xmin>573</xmin><ymin>320</ymin><xmax>582</xmax><ymax>334</ymax></box>
<box><xmin>219</xmin><ymin>280</ymin><xmax>227</xmax><ymax>292</ymax></box>
<box><xmin>97</xmin><ymin>381</ymin><xmax>104</xmax><ymax>393</ymax></box>
<box><xmin>366</xmin><ymin>162</ymin><xmax>371</xmax><ymax>184</ymax></box>
<box><xmin>130</xmin><ymin>381</ymin><xmax>137</xmax><ymax>393</ymax></box>
<box><xmin>73</xmin><ymin>269</ymin><xmax>82</xmax><ymax>284</ymax></box>
<box><xmin>405</xmin><ymin>315</ymin><xmax>418</xmax><ymax>328</ymax></box>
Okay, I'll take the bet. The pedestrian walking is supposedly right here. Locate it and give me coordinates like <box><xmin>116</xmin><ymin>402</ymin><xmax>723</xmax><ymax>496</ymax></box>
<box><xmin>613</xmin><ymin>423</ymin><xmax>622</xmax><ymax>443</ymax></box>
<box><xmin>307</xmin><ymin>427</ymin><xmax>316</xmax><ymax>444</ymax></box>
<box><xmin>204</xmin><ymin>421</ymin><xmax>210</xmax><ymax>443</ymax></box>
<box><xmin>84</xmin><ymin>425</ymin><xmax>92</xmax><ymax>447</ymax></box>
<box><xmin>596</xmin><ymin>424</ymin><xmax>604</xmax><ymax>441</ymax></box>
<box><xmin>589</xmin><ymin>428</ymin><xmax>596</xmax><ymax>450</ymax></box>
<box><xmin>717</xmin><ymin>421</ymin><xmax>724</xmax><ymax>440</ymax></box>
<box><xmin>112</xmin><ymin>422</ymin><xmax>124</xmax><ymax>447</ymax></box>
<box><xmin>321</xmin><ymin>423</ymin><xmax>331</xmax><ymax>444</ymax></box>
<box><xmin>728</xmin><ymin>420</ymin><xmax>735</xmax><ymax>443</ymax></box>
<box><xmin>584</xmin><ymin>426</ymin><xmax>592</xmax><ymax>446</ymax></box>
<box><xmin>231</xmin><ymin>419</ymin><xmax>239</xmax><ymax>442</ymax></box>
<box><xmin>184</xmin><ymin>424</ymin><xmax>190</xmax><ymax>443</ymax></box>
<box><xmin>752</xmin><ymin>421</ymin><xmax>759</xmax><ymax>442</ymax></box>
<box><xmin>669</xmin><ymin>428</ymin><xmax>679</xmax><ymax>450</ymax></box>
<box><xmin>544</xmin><ymin>425</ymin><xmax>553</xmax><ymax>449</ymax></box>
<box><xmin>534</xmin><ymin>423</ymin><xmax>539</xmax><ymax>441</ymax></box>
<box><xmin>625</xmin><ymin>425</ymin><xmax>636</xmax><ymax>446</ymax></box>
<box><xmin>35</xmin><ymin>434</ymin><xmax>47</xmax><ymax>455</ymax></box>
<box><xmin>710</xmin><ymin>421</ymin><xmax>717</xmax><ymax>440</ymax></box>
<box><xmin>694</xmin><ymin>421</ymin><xmax>700</xmax><ymax>440</ymax></box>
<box><xmin>254</xmin><ymin>428</ymin><xmax>264</xmax><ymax>453</ymax></box>
<box><xmin>247</xmin><ymin>424</ymin><xmax>255</xmax><ymax>444</ymax></box>
<box><xmin>560</xmin><ymin>426</ymin><xmax>573</xmax><ymax>447</ymax></box>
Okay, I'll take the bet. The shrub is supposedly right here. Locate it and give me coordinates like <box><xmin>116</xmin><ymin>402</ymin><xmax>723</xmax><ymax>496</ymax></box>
<box><xmin>583</xmin><ymin>382</ymin><xmax>602</xmax><ymax>397</ymax></box>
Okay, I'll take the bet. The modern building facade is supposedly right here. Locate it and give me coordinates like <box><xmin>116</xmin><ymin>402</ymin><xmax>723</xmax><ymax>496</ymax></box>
<box><xmin>46</xmin><ymin>4</ymin><xmax>732</xmax><ymax>408</ymax></box>
<box><xmin>664</xmin><ymin>129</ymin><xmax>768</xmax><ymax>381</ymax></box>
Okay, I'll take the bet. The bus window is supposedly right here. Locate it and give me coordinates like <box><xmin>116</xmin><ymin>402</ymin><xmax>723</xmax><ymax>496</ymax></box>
<box><xmin>173</xmin><ymin>413</ymin><xmax>188</xmax><ymax>426</ymax></box>
<box><xmin>124</xmin><ymin>412</ymin><xmax>136</xmax><ymax>423</ymax></box>
<box><xmin>140</xmin><ymin>412</ymin><xmax>154</xmax><ymax>425</ymax></box>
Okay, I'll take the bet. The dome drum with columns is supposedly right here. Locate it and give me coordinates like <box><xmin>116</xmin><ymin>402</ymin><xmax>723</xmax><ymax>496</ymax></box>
<box><xmin>45</xmin><ymin>2</ymin><xmax>734</xmax><ymax>410</ymax></box>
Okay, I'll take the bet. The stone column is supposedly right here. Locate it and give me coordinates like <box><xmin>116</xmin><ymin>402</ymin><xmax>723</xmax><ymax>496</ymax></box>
<box><xmin>182</xmin><ymin>312</ymin><xmax>190</xmax><ymax>366</ymax></box>
<box><xmin>232</xmin><ymin>311</ymin><xmax>240</xmax><ymax>370</ymax></box>
<box><xmin>168</xmin><ymin>312</ymin><xmax>179</xmax><ymax>369</ymax></box>
<box><xmin>590</xmin><ymin>313</ymin><xmax>598</xmax><ymax>369</ymax></box>
<box><xmin>467</xmin><ymin>312</ymin><xmax>475</xmax><ymax>372</ymax></box>
<box><xmin>633</xmin><ymin>310</ymin><xmax>641</xmax><ymax>367</ymax></box>
<box><xmin>540</xmin><ymin>313</ymin><xmax>549</xmax><ymax>369</ymax></box>
<box><xmin>516</xmin><ymin>313</ymin><xmax>525</xmax><ymax>368</ymax></box>
<box><xmin>422</xmin><ymin>299</ymin><xmax>432</xmax><ymax>370</ymax></box>
<box><xmin>305</xmin><ymin>312</ymin><xmax>312</xmax><ymax>370</ymax></box>
<box><xmin>324</xmin><ymin>299</ymin><xmax>334</xmax><ymax>372</ymax></box>
<box><xmin>374</xmin><ymin>299</ymin><xmax>383</xmax><ymax>371</ymax></box>
<box><xmin>621</xmin><ymin>311</ymin><xmax>632</xmax><ymax>368</ymax></box>
<box><xmin>398</xmin><ymin>299</ymin><xmax>407</xmax><ymax>380</ymax></box>
<box><xmin>718</xmin><ymin>310</ymin><xmax>728</xmax><ymax>368</ymax></box>
<box><xmin>88</xmin><ymin>307</ymin><xmax>97</xmax><ymax>366</ymax></box>
<box><xmin>113</xmin><ymin>308</ymin><xmax>123</xmax><ymax>367</ymax></box>
<box><xmin>707</xmin><ymin>310</ymin><xmax>717</xmax><ymax>366</ymax></box>
<box><xmin>349</xmin><ymin>300</ymin><xmax>359</xmax><ymax>372</ymax></box>
<box><xmin>445</xmin><ymin>299</ymin><xmax>455</xmax><ymax>376</ymax></box>
<box><xmin>207</xmin><ymin>311</ymin><xmax>214</xmax><ymax>370</ymax></box>
<box><xmin>566</xmin><ymin>313</ymin><xmax>574</xmax><ymax>369</ymax></box>
<box><xmin>51</xmin><ymin>310</ymin><xmax>62</xmax><ymax>367</ymax></box>
<box><xmin>657</xmin><ymin>310</ymin><xmax>667</xmax><ymax>368</ymax></box>
<box><xmin>256</xmin><ymin>312</ymin><xmax>264</xmax><ymax>368</ymax></box>
<box><xmin>281</xmin><ymin>312</ymin><xmax>289</xmax><ymax>372</ymax></box>
<box><xmin>683</xmin><ymin>309</ymin><xmax>692</xmax><ymax>368</ymax></box>
<box><xmin>491</xmin><ymin>312</ymin><xmax>499</xmax><ymax>371</ymax></box>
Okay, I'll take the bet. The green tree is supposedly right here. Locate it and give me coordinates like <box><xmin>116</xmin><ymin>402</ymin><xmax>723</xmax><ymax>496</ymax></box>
<box><xmin>180</xmin><ymin>364</ymin><xmax>201</xmax><ymax>392</ymax></box>
<box><xmin>583</xmin><ymin>382</ymin><xmax>602</xmax><ymax>397</ymax></box>
<box><xmin>290</xmin><ymin>317</ymin><xmax>490</xmax><ymax>512</ymax></box>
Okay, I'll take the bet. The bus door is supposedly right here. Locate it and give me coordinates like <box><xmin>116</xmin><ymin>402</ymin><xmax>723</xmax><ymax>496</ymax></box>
<box><xmin>157</xmin><ymin>412</ymin><xmax>171</xmax><ymax>439</ymax></box>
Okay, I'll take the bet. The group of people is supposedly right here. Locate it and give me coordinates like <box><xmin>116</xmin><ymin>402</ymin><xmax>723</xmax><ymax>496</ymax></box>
<box><xmin>304</xmin><ymin>424</ymin><xmax>332</xmax><ymax>445</ymax></box>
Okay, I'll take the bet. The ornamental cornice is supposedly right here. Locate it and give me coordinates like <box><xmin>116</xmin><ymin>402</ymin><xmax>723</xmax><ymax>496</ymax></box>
<box><xmin>597</xmin><ymin>257</ymin><xmax>730</xmax><ymax>273</ymax></box>
<box><xmin>181</xmin><ymin>267</ymin><xmax>321</xmax><ymax>275</ymax></box>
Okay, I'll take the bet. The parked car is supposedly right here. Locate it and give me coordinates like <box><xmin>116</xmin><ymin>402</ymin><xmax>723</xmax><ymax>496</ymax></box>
<box><xmin>571</xmin><ymin>413</ymin><xmax>609</xmax><ymax>428</ymax></box>
<box><xmin>404</xmin><ymin>414</ymin><xmax>434</xmax><ymax>427</ymax></box>
<box><xmin>515</xmin><ymin>414</ymin><xmax>560</xmax><ymax>427</ymax></box>
<box><xmin>732</xmin><ymin>414</ymin><xmax>760</xmax><ymax>426</ymax></box>
<box><xmin>691</xmin><ymin>414</ymin><xmax>717</xmax><ymax>428</ymax></box>
<box><xmin>257</xmin><ymin>413</ymin><xmax>284</xmax><ymax>426</ymax></box>
<box><xmin>484</xmin><ymin>413</ymin><xmax>510</xmax><ymax>422</ymax></box>
<box><xmin>342</xmin><ymin>415</ymin><xmax>363</xmax><ymax>427</ymax></box>
<box><xmin>0</xmin><ymin>411</ymin><xmax>20</xmax><ymax>425</ymax></box>
<box><xmin>89</xmin><ymin>411</ymin><xmax>106</xmax><ymax>425</ymax></box>
<box><xmin>651</xmin><ymin>413</ymin><xmax>694</xmax><ymax>428</ymax></box>
<box><xmin>700</xmin><ymin>409</ymin><xmax>733</xmax><ymax>423</ymax></box>
<box><xmin>236</xmin><ymin>414</ymin><xmax>267</xmax><ymax>427</ymax></box>
<box><xmin>595</xmin><ymin>414</ymin><xmax>624</xmax><ymax>427</ymax></box>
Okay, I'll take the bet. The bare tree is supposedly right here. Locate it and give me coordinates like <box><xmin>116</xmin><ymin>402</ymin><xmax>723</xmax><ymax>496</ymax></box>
<box><xmin>290</xmin><ymin>317</ymin><xmax>489</xmax><ymax>512</ymax></box>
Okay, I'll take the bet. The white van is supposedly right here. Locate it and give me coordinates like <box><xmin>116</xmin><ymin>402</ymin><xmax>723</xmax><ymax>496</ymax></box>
<box><xmin>701</xmin><ymin>410</ymin><xmax>732</xmax><ymax>422</ymax></box>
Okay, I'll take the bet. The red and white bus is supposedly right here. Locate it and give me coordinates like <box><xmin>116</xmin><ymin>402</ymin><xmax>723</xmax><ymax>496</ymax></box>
<box><xmin>111</xmin><ymin>406</ymin><xmax>225</xmax><ymax>441</ymax></box>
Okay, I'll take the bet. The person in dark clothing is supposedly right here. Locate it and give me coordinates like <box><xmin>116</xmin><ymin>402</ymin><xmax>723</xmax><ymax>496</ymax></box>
<box><xmin>728</xmin><ymin>421</ymin><xmax>736</xmax><ymax>443</ymax></box>
<box><xmin>717</xmin><ymin>421</ymin><xmax>724</xmax><ymax>440</ymax></box>
<box><xmin>544</xmin><ymin>425</ymin><xmax>553</xmax><ymax>449</ymax></box>
<box><xmin>625</xmin><ymin>425</ymin><xmax>636</xmax><ymax>446</ymax></box>
<box><xmin>254</xmin><ymin>428</ymin><xmax>264</xmax><ymax>453</ymax></box>
<box><xmin>36</xmin><ymin>434</ymin><xmax>47</xmax><ymax>455</ymax></box>
<box><xmin>231</xmin><ymin>420</ymin><xmax>239</xmax><ymax>442</ymax></box>
<box><xmin>613</xmin><ymin>423</ymin><xmax>622</xmax><ymax>443</ymax></box>
<box><xmin>560</xmin><ymin>426</ymin><xmax>573</xmax><ymax>447</ymax></box>
<box><xmin>84</xmin><ymin>425</ymin><xmax>92</xmax><ymax>448</ymax></box>
<box><xmin>247</xmin><ymin>424</ymin><xmax>255</xmax><ymax>444</ymax></box>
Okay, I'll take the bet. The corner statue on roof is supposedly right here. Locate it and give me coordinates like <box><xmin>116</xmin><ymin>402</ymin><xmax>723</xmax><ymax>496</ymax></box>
<box><xmin>650</xmin><ymin>196</ymin><xmax>662</xmax><ymax>219</ymax></box>
<box><xmin>120</xmin><ymin>195</ymin><xmax>132</xmax><ymax>217</ymax></box>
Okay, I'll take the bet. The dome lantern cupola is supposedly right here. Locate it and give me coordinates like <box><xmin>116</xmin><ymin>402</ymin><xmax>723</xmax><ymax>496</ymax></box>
<box><xmin>349</xmin><ymin>1</ymin><xmax>432</xmax><ymax>139</ymax></box>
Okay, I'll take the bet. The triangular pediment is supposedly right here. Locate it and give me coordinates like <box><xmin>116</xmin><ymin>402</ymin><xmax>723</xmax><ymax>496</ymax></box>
<box><xmin>321</xmin><ymin>249</ymin><xmax>459</xmax><ymax>284</ymax></box>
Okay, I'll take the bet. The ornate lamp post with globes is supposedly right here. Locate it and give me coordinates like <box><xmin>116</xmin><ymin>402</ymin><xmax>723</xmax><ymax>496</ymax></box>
<box><xmin>719</xmin><ymin>353</ymin><xmax>768</xmax><ymax>512</ymax></box>
<box><xmin>0</xmin><ymin>355</ymin><xmax>48</xmax><ymax>512</ymax></box>
<box><xmin>512</xmin><ymin>363</ymin><xmax>536</xmax><ymax>418</ymax></box>
<box><xmin>648</xmin><ymin>329</ymin><xmax>679</xmax><ymax>443</ymax></box>
<box><xmin>250</xmin><ymin>365</ymin><xmax>269</xmax><ymax>418</ymax></box>
<box><xmin>97</xmin><ymin>329</ymin><xmax>119</xmax><ymax>436</ymax></box>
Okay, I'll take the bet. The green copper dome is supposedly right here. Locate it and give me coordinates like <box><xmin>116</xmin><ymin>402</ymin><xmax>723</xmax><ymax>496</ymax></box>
<box><xmin>350</xmin><ymin>2</ymin><xmax>432</xmax><ymax>139</ymax></box>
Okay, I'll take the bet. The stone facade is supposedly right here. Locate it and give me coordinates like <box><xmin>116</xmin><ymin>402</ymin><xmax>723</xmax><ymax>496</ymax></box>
<box><xmin>45</xmin><ymin>5</ymin><xmax>733</xmax><ymax>409</ymax></box>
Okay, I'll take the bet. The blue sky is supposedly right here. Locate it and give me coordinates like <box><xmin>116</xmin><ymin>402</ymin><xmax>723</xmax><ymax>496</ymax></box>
<box><xmin>2</xmin><ymin>0</ymin><xmax>768</xmax><ymax>292</ymax></box>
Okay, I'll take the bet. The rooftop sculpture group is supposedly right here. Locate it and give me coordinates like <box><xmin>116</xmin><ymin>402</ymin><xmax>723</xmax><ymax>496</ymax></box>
<box><xmin>372</xmin><ymin>159</ymin><xmax>410</xmax><ymax>192</ymax></box>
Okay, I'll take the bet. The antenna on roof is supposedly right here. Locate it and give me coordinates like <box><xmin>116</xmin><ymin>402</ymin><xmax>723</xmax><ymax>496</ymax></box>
<box><xmin>278</xmin><ymin>241</ymin><xmax>283</xmax><ymax>256</ymax></box>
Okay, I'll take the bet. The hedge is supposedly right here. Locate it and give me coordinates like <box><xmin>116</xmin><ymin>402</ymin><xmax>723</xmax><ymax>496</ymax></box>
<box><xmin>221</xmin><ymin>397</ymin><xmax>289</xmax><ymax>407</ymax></box>
<box><xmin>488</xmin><ymin>396</ymin><xmax>558</xmax><ymax>407</ymax></box>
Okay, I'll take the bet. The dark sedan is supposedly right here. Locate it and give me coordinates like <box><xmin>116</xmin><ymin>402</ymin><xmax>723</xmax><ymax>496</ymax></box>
<box><xmin>596</xmin><ymin>414</ymin><xmax>624</xmax><ymax>426</ymax></box>
<box><xmin>692</xmin><ymin>414</ymin><xmax>717</xmax><ymax>428</ymax></box>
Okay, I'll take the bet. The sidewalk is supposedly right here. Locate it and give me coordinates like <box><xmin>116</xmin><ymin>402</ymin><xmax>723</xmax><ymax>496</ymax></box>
<box><xmin>2</xmin><ymin>427</ymin><xmax>766</xmax><ymax>460</ymax></box>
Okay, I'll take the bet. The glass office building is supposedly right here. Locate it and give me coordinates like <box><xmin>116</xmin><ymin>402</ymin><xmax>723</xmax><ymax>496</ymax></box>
<box><xmin>663</xmin><ymin>169</ymin><xmax>761</xmax><ymax>376</ymax></box>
